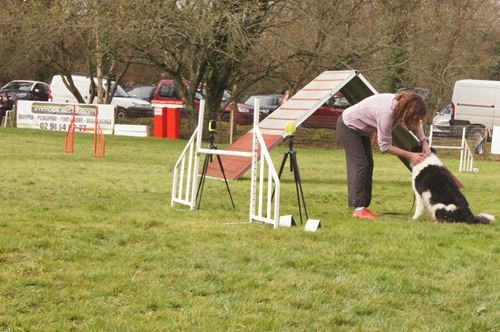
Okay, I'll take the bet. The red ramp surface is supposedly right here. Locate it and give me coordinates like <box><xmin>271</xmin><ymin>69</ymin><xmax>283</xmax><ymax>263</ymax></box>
<box><xmin>206</xmin><ymin>132</ymin><xmax>282</xmax><ymax>180</ymax></box>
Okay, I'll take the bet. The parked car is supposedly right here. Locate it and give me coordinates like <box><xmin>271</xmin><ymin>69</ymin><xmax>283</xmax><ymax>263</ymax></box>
<box><xmin>152</xmin><ymin>79</ymin><xmax>262</xmax><ymax>125</ymax></box>
<box><xmin>230</xmin><ymin>92</ymin><xmax>350</xmax><ymax>127</ymax></box>
<box><xmin>431</xmin><ymin>101</ymin><xmax>489</xmax><ymax>139</ymax></box>
<box><xmin>244</xmin><ymin>94</ymin><xmax>282</xmax><ymax>113</ymax></box>
<box><xmin>432</xmin><ymin>104</ymin><xmax>452</xmax><ymax>127</ymax></box>
<box><xmin>0</xmin><ymin>80</ymin><xmax>51</xmax><ymax>108</ymax></box>
<box><xmin>431</xmin><ymin>104</ymin><xmax>453</xmax><ymax>136</ymax></box>
<box><xmin>222</xmin><ymin>93</ymin><xmax>282</xmax><ymax>125</ymax></box>
<box><xmin>152</xmin><ymin>79</ymin><xmax>208</xmax><ymax>106</ymax></box>
<box><xmin>303</xmin><ymin>93</ymin><xmax>351</xmax><ymax>128</ymax></box>
<box><xmin>125</xmin><ymin>84</ymin><xmax>155</xmax><ymax>102</ymax></box>
<box><xmin>451</xmin><ymin>79</ymin><xmax>500</xmax><ymax>131</ymax></box>
<box><xmin>222</xmin><ymin>101</ymin><xmax>269</xmax><ymax>125</ymax></box>
<box><xmin>50</xmin><ymin>74</ymin><xmax>153</xmax><ymax>119</ymax></box>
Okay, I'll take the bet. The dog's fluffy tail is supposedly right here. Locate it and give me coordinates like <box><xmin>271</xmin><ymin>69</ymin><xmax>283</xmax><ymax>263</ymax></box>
<box><xmin>436</xmin><ymin>208</ymin><xmax>495</xmax><ymax>224</ymax></box>
<box><xmin>473</xmin><ymin>213</ymin><xmax>495</xmax><ymax>224</ymax></box>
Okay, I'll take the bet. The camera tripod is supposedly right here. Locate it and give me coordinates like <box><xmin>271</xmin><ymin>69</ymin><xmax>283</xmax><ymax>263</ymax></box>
<box><xmin>195</xmin><ymin>123</ymin><xmax>235</xmax><ymax>210</ymax></box>
<box><xmin>272</xmin><ymin>134</ymin><xmax>308</xmax><ymax>224</ymax></box>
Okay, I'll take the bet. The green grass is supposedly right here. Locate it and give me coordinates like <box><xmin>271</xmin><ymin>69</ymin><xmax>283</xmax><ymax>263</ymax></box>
<box><xmin>0</xmin><ymin>128</ymin><xmax>498</xmax><ymax>331</ymax></box>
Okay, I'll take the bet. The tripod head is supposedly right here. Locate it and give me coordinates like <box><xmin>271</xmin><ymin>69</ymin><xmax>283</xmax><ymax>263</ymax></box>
<box><xmin>208</xmin><ymin>119</ymin><xmax>217</xmax><ymax>134</ymax></box>
<box><xmin>283</xmin><ymin>121</ymin><xmax>297</xmax><ymax>151</ymax></box>
<box><xmin>207</xmin><ymin>119</ymin><xmax>217</xmax><ymax>148</ymax></box>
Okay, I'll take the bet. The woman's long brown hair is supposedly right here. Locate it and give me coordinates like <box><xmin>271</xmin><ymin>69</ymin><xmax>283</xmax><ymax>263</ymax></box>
<box><xmin>393</xmin><ymin>92</ymin><xmax>427</xmax><ymax>129</ymax></box>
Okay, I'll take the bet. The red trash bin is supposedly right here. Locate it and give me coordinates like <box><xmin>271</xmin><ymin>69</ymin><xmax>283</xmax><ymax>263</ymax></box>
<box><xmin>152</xmin><ymin>101</ymin><xmax>167</xmax><ymax>138</ymax></box>
<box><xmin>166</xmin><ymin>101</ymin><xmax>183</xmax><ymax>139</ymax></box>
<box><xmin>152</xmin><ymin>100</ymin><xmax>184</xmax><ymax>139</ymax></box>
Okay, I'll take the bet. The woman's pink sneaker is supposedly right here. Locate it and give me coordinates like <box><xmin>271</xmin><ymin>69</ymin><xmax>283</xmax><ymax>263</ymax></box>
<box><xmin>352</xmin><ymin>208</ymin><xmax>379</xmax><ymax>219</ymax></box>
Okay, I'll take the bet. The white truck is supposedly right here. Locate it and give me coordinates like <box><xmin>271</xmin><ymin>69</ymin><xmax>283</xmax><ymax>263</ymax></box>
<box><xmin>50</xmin><ymin>74</ymin><xmax>153</xmax><ymax>119</ymax></box>
<box><xmin>451</xmin><ymin>79</ymin><xmax>500</xmax><ymax>131</ymax></box>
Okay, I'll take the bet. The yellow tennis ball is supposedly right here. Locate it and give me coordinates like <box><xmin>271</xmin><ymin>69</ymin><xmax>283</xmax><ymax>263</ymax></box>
<box><xmin>284</xmin><ymin>121</ymin><xmax>297</xmax><ymax>136</ymax></box>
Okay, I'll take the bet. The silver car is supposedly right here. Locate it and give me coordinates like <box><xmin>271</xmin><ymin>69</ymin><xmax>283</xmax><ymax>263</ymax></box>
<box><xmin>432</xmin><ymin>104</ymin><xmax>452</xmax><ymax>126</ymax></box>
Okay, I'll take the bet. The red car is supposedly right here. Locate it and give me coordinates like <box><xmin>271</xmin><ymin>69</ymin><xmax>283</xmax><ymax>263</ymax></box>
<box><xmin>221</xmin><ymin>101</ymin><xmax>275</xmax><ymax>125</ymax></box>
<box><xmin>304</xmin><ymin>94</ymin><xmax>351</xmax><ymax>128</ymax></box>
<box><xmin>152</xmin><ymin>79</ymin><xmax>204</xmax><ymax>107</ymax></box>
<box><xmin>225</xmin><ymin>94</ymin><xmax>280</xmax><ymax>125</ymax></box>
<box><xmin>230</xmin><ymin>92</ymin><xmax>351</xmax><ymax>127</ymax></box>
<box><xmin>152</xmin><ymin>80</ymin><xmax>239</xmax><ymax>113</ymax></box>
<box><xmin>152</xmin><ymin>79</ymin><xmax>267</xmax><ymax>125</ymax></box>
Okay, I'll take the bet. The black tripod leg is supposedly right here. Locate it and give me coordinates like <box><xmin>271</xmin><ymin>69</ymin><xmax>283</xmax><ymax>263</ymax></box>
<box><xmin>293</xmin><ymin>153</ymin><xmax>308</xmax><ymax>221</ymax></box>
<box><xmin>290</xmin><ymin>152</ymin><xmax>303</xmax><ymax>224</ymax></box>
<box><xmin>216</xmin><ymin>154</ymin><xmax>235</xmax><ymax>209</ymax></box>
<box><xmin>277</xmin><ymin>152</ymin><xmax>289</xmax><ymax>179</ymax></box>
<box><xmin>196</xmin><ymin>155</ymin><xmax>210</xmax><ymax>209</ymax></box>
<box><xmin>291</xmin><ymin>152</ymin><xmax>308</xmax><ymax>223</ymax></box>
<box><xmin>271</xmin><ymin>152</ymin><xmax>289</xmax><ymax>201</ymax></box>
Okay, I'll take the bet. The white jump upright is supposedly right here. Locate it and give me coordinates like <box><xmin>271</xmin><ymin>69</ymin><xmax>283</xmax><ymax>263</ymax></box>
<box><xmin>249</xmin><ymin>99</ymin><xmax>281</xmax><ymax>228</ymax></box>
<box><xmin>2</xmin><ymin>110</ymin><xmax>13</xmax><ymax>127</ymax></box>
<box><xmin>170</xmin><ymin>117</ymin><xmax>201</xmax><ymax>209</ymax></box>
<box><xmin>171</xmin><ymin>99</ymin><xmax>282</xmax><ymax>228</ymax></box>
<box><xmin>429</xmin><ymin>125</ymin><xmax>474</xmax><ymax>172</ymax></box>
<box><xmin>459</xmin><ymin>127</ymin><xmax>474</xmax><ymax>172</ymax></box>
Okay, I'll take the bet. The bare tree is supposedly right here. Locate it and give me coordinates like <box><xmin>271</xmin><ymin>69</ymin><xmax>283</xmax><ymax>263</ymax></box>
<box><xmin>2</xmin><ymin>0</ymin><xmax>136</xmax><ymax>104</ymax></box>
<box><xmin>411</xmin><ymin>0</ymin><xmax>500</xmax><ymax>111</ymax></box>
<box><xmin>1</xmin><ymin>0</ymin><xmax>498</xmax><ymax>120</ymax></box>
<box><xmin>264</xmin><ymin>0</ymin><xmax>381</xmax><ymax>94</ymax></box>
<box><xmin>123</xmin><ymin>0</ymin><xmax>291</xmax><ymax>130</ymax></box>
<box><xmin>363</xmin><ymin>0</ymin><xmax>500</xmax><ymax>113</ymax></box>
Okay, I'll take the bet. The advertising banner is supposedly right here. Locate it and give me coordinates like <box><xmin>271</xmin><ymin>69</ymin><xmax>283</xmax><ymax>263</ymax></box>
<box><xmin>16</xmin><ymin>101</ymin><xmax>115</xmax><ymax>135</ymax></box>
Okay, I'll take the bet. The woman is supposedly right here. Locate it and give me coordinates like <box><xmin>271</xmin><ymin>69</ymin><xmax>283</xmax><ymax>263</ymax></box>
<box><xmin>336</xmin><ymin>92</ymin><xmax>431</xmax><ymax>219</ymax></box>
<box><xmin>0</xmin><ymin>95</ymin><xmax>8</xmax><ymax>125</ymax></box>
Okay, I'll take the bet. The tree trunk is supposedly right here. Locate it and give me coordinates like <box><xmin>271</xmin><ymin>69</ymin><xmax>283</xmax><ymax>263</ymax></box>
<box><xmin>95</xmin><ymin>22</ymin><xmax>104</xmax><ymax>104</ymax></box>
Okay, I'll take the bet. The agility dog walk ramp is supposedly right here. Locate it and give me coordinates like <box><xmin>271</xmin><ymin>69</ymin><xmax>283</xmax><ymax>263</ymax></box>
<box><xmin>206</xmin><ymin>70</ymin><xmax>378</xmax><ymax>180</ymax></box>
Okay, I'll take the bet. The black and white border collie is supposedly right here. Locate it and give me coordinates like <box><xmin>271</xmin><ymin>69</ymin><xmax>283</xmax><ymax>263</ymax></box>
<box><xmin>410</xmin><ymin>146</ymin><xmax>494</xmax><ymax>224</ymax></box>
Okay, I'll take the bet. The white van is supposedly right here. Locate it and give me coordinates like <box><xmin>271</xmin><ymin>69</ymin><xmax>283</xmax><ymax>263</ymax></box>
<box><xmin>50</xmin><ymin>74</ymin><xmax>153</xmax><ymax>119</ymax></box>
<box><xmin>451</xmin><ymin>79</ymin><xmax>500</xmax><ymax>131</ymax></box>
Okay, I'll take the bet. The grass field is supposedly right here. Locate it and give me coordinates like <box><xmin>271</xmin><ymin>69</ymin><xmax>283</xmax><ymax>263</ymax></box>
<box><xmin>0</xmin><ymin>128</ymin><xmax>498</xmax><ymax>331</ymax></box>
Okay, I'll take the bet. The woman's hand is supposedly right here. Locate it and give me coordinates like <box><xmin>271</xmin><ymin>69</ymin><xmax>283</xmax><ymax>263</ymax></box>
<box><xmin>387</xmin><ymin>145</ymin><xmax>428</xmax><ymax>166</ymax></box>
<box><xmin>421</xmin><ymin>140</ymin><xmax>432</xmax><ymax>157</ymax></box>
<box><xmin>408</xmin><ymin>152</ymin><xmax>425</xmax><ymax>165</ymax></box>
